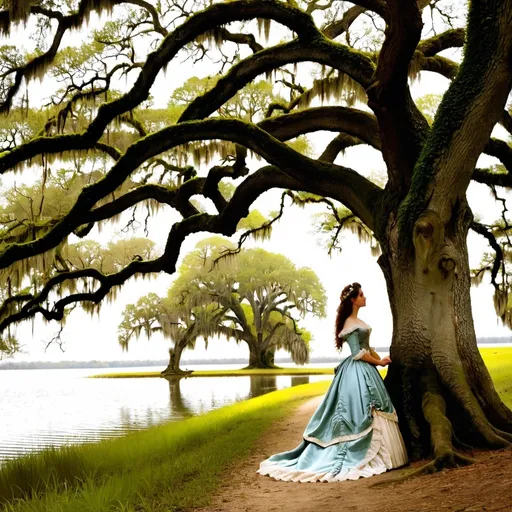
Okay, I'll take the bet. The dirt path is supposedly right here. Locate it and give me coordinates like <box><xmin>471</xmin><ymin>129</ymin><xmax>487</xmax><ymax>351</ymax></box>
<box><xmin>199</xmin><ymin>396</ymin><xmax>512</xmax><ymax>512</ymax></box>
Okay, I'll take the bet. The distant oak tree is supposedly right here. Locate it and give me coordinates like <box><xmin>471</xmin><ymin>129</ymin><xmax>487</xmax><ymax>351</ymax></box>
<box><xmin>0</xmin><ymin>0</ymin><xmax>511</xmax><ymax>470</ymax></box>
<box><xmin>118</xmin><ymin>237</ymin><xmax>326</xmax><ymax>372</ymax></box>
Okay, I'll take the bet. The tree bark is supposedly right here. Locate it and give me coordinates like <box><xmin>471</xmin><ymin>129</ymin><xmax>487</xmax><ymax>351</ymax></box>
<box><xmin>246</xmin><ymin>342</ymin><xmax>279</xmax><ymax>369</ymax></box>
<box><xmin>380</xmin><ymin>199</ymin><xmax>512</xmax><ymax>463</ymax></box>
<box><xmin>161</xmin><ymin>342</ymin><xmax>191</xmax><ymax>376</ymax></box>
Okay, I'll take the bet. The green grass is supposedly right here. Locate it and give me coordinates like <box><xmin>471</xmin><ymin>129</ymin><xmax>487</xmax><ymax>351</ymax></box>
<box><xmin>2</xmin><ymin>348</ymin><xmax>511</xmax><ymax>511</ymax></box>
<box><xmin>92</xmin><ymin>348</ymin><xmax>512</xmax><ymax>380</ymax></box>
<box><xmin>478</xmin><ymin>347</ymin><xmax>512</xmax><ymax>406</ymax></box>
<box><xmin>0</xmin><ymin>382</ymin><xmax>330</xmax><ymax>512</ymax></box>
<box><xmin>91</xmin><ymin>367</ymin><xmax>336</xmax><ymax>378</ymax></box>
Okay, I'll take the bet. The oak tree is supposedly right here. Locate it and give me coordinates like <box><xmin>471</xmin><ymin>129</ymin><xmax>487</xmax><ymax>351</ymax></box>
<box><xmin>119</xmin><ymin>237</ymin><xmax>325</xmax><ymax>372</ymax></box>
<box><xmin>0</xmin><ymin>0</ymin><xmax>511</xmax><ymax>469</ymax></box>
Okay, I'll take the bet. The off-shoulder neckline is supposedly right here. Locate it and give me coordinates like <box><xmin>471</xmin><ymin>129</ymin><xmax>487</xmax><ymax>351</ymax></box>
<box><xmin>337</xmin><ymin>322</ymin><xmax>372</xmax><ymax>338</ymax></box>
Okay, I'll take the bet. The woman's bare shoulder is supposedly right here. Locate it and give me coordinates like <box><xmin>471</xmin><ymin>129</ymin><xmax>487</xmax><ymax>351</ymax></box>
<box><xmin>338</xmin><ymin>319</ymin><xmax>360</xmax><ymax>338</ymax></box>
<box><xmin>342</xmin><ymin>318</ymin><xmax>358</xmax><ymax>330</ymax></box>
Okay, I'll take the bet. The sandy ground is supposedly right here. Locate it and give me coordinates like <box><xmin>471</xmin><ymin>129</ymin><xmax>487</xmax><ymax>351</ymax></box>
<box><xmin>198</xmin><ymin>396</ymin><xmax>512</xmax><ymax>512</ymax></box>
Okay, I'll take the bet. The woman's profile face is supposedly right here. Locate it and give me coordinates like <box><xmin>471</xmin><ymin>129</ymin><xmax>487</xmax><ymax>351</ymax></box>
<box><xmin>352</xmin><ymin>288</ymin><xmax>367</xmax><ymax>308</ymax></box>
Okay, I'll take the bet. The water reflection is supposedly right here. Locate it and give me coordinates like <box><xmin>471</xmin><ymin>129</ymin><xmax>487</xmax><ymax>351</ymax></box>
<box><xmin>167</xmin><ymin>379</ymin><xmax>195</xmax><ymax>418</ymax></box>
<box><xmin>291</xmin><ymin>376</ymin><xmax>310</xmax><ymax>387</ymax></box>
<box><xmin>0</xmin><ymin>368</ymin><xmax>330</xmax><ymax>462</ymax></box>
<box><xmin>165</xmin><ymin>375</ymin><xmax>312</xmax><ymax>416</ymax></box>
<box><xmin>249</xmin><ymin>375</ymin><xmax>278</xmax><ymax>397</ymax></box>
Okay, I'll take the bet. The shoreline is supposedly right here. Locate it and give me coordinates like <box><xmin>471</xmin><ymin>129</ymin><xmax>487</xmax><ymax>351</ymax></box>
<box><xmin>90</xmin><ymin>347</ymin><xmax>512</xmax><ymax>379</ymax></box>
<box><xmin>0</xmin><ymin>382</ymin><xmax>330</xmax><ymax>510</ymax></box>
<box><xmin>1</xmin><ymin>348</ymin><xmax>511</xmax><ymax>510</ymax></box>
<box><xmin>3</xmin><ymin>343</ymin><xmax>512</xmax><ymax>371</ymax></box>
<box><xmin>89</xmin><ymin>367</ymin><xmax>337</xmax><ymax>378</ymax></box>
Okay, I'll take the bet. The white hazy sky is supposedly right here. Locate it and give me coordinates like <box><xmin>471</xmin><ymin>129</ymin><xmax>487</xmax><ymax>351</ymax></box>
<box><xmin>3</xmin><ymin>7</ymin><xmax>511</xmax><ymax>364</ymax></box>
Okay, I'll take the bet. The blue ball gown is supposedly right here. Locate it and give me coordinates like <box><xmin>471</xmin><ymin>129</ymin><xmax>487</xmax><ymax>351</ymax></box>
<box><xmin>258</xmin><ymin>324</ymin><xmax>408</xmax><ymax>482</ymax></box>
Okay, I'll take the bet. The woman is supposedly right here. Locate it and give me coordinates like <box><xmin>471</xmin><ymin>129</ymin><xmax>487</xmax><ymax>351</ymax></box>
<box><xmin>258</xmin><ymin>282</ymin><xmax>408</xmax><ymax>482</ymax></box>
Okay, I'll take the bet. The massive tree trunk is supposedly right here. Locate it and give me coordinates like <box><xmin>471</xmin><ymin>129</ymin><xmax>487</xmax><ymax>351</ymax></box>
<box><xmin>246</xmin><ymin>342</ymin><xmax>278</xmax><ymax>369</ymax></box>
<box><xmin>161</xmin><ymin>342</ymin><xmax>191</xmax><ymax>376</ymax></box>
<box><xmin>355</xmin><ymin>0</ymin><xmax>512</xmax><ymax>468</ymax></box>
<box><xmin>0</xmin><ymin>0</ymin><xmax>511</xmax><ymax>476</ymax></box>
<box><xmin>380</xmin><ymin>199</ymin><xmax>512</xmax><ymax>465</ymax></box>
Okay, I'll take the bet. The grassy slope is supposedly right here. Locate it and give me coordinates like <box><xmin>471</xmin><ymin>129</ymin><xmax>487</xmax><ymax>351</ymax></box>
<box><xmin>0</xmin><ymin>382</ymin><xmax>329</xmax><ymax>512</ymax></box>
<box><xmin>2</xmin><ymin>348</ymin><xmax>511</xmax><ymax>511</ymax></box>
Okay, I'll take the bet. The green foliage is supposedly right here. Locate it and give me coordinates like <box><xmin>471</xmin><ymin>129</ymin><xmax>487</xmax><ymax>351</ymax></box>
<box><xmin>137</xmin><ymin>106</ymin><xmax>184</xmax><ymax>131</ymax></box>
<box><xmin>288</xmin><ymin>191</ymin><xmax>382</xmax><ymax>256</ymax></box>
<box><xmin>163</xmin><ymin>75</ymin><xmax>313</xmax><ymax>163</ymax></box>
<box><xmin>119</xmin><ymin>237</ymin><xmax>327</xmax><ymax>368</ymax></box>
<box><xmin>415</xmin><ymin>94</ymin><xmax>443</xmax><ymax>125</ymax></box>
<box><xmin>0</xmin><ymin>153</ymin><xmax>154</xmax><ymax>315</ymax></box>
<box><xmin>312</xmin><ymin>206</ymin><xmax>379</xmax><ymax>256</ymax></box>
<box><xmin>0</xmin><ymin>165</ymin><xmax>138</xmax><ymax>241</ymax></box>
<box><xmin>169</xmin><ymin>77</ymin><xmax>284</xmax><ymax>122</ymax></box>
<box><xmin>217</xmin><ymin>180</ymin><xmax>236</xmax><ymax>200</ymax></box>
<box><xmin>0</xmin><ymin>108</ymin><xmax>49</xmax><ymax>151</ymax></box>
<box><xmin>51</xmin><ymin>41</ymin><xmax>106</xmax><ymax>79</ymax></box>
<box><xmin>0</xmin><ymin>334</ymin><xmax>18</xmax><ymax>360</ymax></box>
<box><xmin>117</xmin><ymin>293</ymin><xmax>164</xmax><ymax>349</ymax></box>
<box><xmin>236</xmin><ymin>210</ymin><xmax>269</xmax><ymax>232</ymax></box>
<box><xmin>286</xmin><ymin>135</ymin><xmax>313</xmax><ymax>156</ymax></box>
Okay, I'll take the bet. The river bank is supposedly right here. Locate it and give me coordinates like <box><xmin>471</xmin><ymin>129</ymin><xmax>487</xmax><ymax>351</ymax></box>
<box><xmin>1</xmin><ymin>348</ymin><xmax>510</xmax><ymax>511</ymax></box>
<box><xmin>0</xmin><ymin>382</ymin><xmax>330</xmax><ymax>511</ymax></box>
<box><xmin>0</xmin><ymin>369</ymin><xmax>331</xmax><ymax>463</ymax></box>
<box><xmin>91</xmin><ymin>367</ymin><xmax>336</xmax><ymax>378</ymax></box>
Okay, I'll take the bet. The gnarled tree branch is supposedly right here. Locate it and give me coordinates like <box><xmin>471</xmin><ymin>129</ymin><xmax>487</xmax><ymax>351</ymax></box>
<box><xmin>0</xmin><ymin>117</ymin><xmax>382</xmax><ymax>273</ymax></box>
<box><xmin>366</xmin><ymin>0</ymin><xmax>427</xmax><ymax>193</ymax></box>
<box><xmin>0</xmin><ymin>0</ymin><xmax>323</xmax><ymax>171</ymax></box>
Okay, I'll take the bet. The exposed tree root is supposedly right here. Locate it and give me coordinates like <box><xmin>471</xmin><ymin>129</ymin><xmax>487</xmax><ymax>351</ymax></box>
<box><xmin>370</xmin><ymin>369</ymin><xmax>476</xmax><ymax>486</ymax></box>
<box><xmin>452</xmin><ymin>433</ymin><xmax>474</xmax><ymax>452</ymax></box>
<box><xmin>370</xmin><ymin>451</ymin><xmax>476</xmax><ymax>487</ymax></box>
<box><xmin>374</xmin><ymin>369</ymin><xmax>480</xmax><ymax>487</ymax></box>
<box><xmin>486</xmin><ymin>403</ymin><xmax>512</xmax><ymax>434</ymax></box>
<box><xmin>433</xmin><ymin>358</ymin><xmax>511</xmax><ymax>449</ymax></box>
<box><xmin>483</xmin><ymin>397</ymin><xmax>512</xmax><ymax>434</ymax></box>
<box><xmin>375</xmin><ymin>365</ymin><xmax>512</xmax><ymax>487</ymax></box>
<box><xmin>467</xmin><ymin>367</ymin><xmax>512</xmax><ymax>433</ymax></box>
<box><xmin>421</xmin><ymin>369</ymin><xmax>457</xmax><ymax>456</ymax></box>
<box><xmin>490</xmin><ymin>426</ymin><xmax>512</xmax><ymax>443</ymax></box>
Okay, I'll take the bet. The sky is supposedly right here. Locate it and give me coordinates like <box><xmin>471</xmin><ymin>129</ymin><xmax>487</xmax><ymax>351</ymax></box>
<box><xmin>2</xmin><ymin>3</ymin><xmax>512</xmax><ymax>365</ymax></box>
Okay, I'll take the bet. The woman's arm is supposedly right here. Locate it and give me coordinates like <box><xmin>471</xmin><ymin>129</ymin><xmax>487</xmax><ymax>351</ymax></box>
<box><xmin>360</xmin><ymin>353</ymin><xmax>391</xmax><ymax>366</ymax></box>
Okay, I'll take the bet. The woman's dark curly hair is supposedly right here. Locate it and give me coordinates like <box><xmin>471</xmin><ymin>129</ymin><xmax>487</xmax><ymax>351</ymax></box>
<box><xmin>334</xmin><ymin>282</ymin><xmax>361</xmax><ymax>350</ymax></box>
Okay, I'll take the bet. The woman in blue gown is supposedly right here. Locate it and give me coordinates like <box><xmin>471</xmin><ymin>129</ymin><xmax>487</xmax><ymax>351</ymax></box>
<box><xmin>258</xmin><ymin>282</ymin><xmax>408</xmax><ymax>482</ymax></box>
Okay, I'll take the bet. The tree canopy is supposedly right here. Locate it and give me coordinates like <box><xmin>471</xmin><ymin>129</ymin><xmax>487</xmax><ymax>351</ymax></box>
<box><xmin>0</xmin><ymin>0</ymin><xmax>512</xmax><ymax>467</ymax></box>
<box><xmin>0</xmin><ymin>0</ymin><xmax>509</xmax><ymax>334</ymax></box>
<box><xmin>118</xmin><ymin>237</ymin><xmax>326</xmax><ymax>371</ymax></box>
